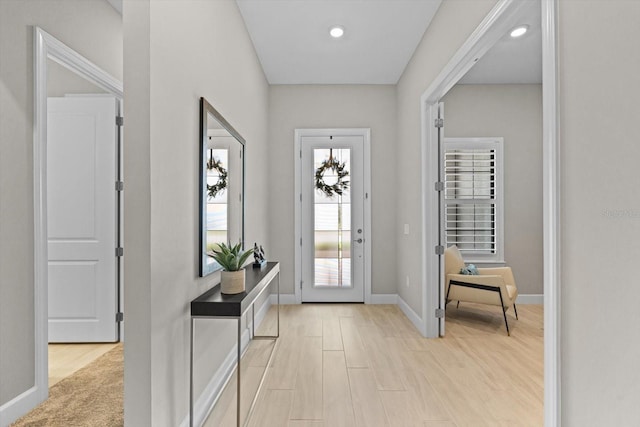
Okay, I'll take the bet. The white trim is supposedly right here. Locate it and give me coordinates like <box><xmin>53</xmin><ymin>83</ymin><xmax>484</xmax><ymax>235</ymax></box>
<box><xmin>294</xmin><ymin>128</ymin><xmax>372</xmax><ymax>305</ymax></box>
<box><xmin>269</xmin><ymin>294</ymin><xmax>297</xmax><ymax>305</ymax></box>
<box><xmin>5</xmin><ymin>27</ymin><xmax>126</xmax><ymax>426</ymax></box>
<box><xmin>516</xmin><ymin>294</ymin><xmax>544</xmax><ymax>305</ymax></box>
<box><xmin>398</xmin><ymin>296</ymin><xmax>426</xmax><ymax>336</ymax></box>
<box><xmin>370</xmin><ymin>294</ymin><xmax>398</xmax><ymax>304</ymax></box>
<box><xmin>419</xmin><ymin>1</ymin><xmax>559</xmax><ymax>425</ymax></box>
<box><xmin>0</xmin><ymin>387</ymin><xmax>40</xmax><ymax>427</ymax></box>
<box><xmin>542</xmin><ymin>0</ymin><xmax>560</xmax><ymax>425</ymax></box>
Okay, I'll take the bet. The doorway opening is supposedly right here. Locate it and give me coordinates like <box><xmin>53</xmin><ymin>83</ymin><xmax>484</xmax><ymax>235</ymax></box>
<box><xmin>420</xmin><ymin>0</ymin><xmax>559</xmax><ymax>424</ymax></box>
<box><xmin>33</xmin><ymin>27</ymin><xmax>124</xmax><ymax>404</ymax></box>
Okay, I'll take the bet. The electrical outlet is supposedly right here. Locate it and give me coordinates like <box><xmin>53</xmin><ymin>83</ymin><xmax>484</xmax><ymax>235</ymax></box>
<box><xmin>406</xmin><ymin>276</ymin><xmax>410</xmax><ymax>288</ymax></box>
<box><xmin>404</xmin><ymin>224</ymin><xmax>409</xmax><ymax>235</ymax></box>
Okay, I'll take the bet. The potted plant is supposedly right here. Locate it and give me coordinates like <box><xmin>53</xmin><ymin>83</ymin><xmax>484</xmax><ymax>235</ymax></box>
<box><xmin>211</xmin><ymin>242</ymin><xmax>254</xmax><ymax>294</ymax></box>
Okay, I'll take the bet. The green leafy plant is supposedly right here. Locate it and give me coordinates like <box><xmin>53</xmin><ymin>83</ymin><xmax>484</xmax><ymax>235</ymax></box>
<box><xmin>211</xmin><ymin>242</ymin><xmax>253</xmax><ymax>271</ymax></box>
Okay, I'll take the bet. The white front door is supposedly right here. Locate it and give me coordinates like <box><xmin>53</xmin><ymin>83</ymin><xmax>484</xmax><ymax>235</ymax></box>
<box><xmin>301</xmin><ymin>135</ymin><xmax>365</xmax><ymax>302</ymax></box>
<box><xmin>47</xmin><ymin>96</ymin><xmax>119</xmax><ymax>342</ymax></box>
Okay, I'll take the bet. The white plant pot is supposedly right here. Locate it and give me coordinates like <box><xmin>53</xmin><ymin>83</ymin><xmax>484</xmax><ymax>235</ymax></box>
<box><xmin>221</xmin><ymin>269</ymin><xmax>245</xmax><ymax>295</ymax></box>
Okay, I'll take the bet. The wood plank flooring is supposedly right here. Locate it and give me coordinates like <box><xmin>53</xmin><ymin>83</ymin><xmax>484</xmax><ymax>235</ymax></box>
<box><xmin>204</xmin><ymin>303</ymin><xmax>543</xmax><ymax>427</ymax></box>
<box><xmin>48</xmin><ymin>342</ymin><xmax>119</xmax><ymax>386</ymax></box>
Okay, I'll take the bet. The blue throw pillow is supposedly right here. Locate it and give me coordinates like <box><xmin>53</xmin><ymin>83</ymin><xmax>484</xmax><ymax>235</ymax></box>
<box><xmin>460</xmin><ymin>264</ymin><xmax>479</xmax><ymax>275</ymax></box>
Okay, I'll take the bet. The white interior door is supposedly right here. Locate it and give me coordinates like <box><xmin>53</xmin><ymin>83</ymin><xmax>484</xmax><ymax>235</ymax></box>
<box><xmin>47</xmin><ymin>96</ymin><xmax>119</xmax><ymax>342</ymax></box>
<box><xmin>301</xmin><ymin>135</ymin><xmax>365</xmax><ymax>302</ymax></box>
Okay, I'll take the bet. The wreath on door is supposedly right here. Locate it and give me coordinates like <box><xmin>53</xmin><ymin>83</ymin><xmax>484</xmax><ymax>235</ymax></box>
<box><xmin>315</xmin><ymin>149</ymin><xmax>349</xmax><ymax>197</ymax></box>
<box><xmin>207</xmin><ymin>151</ymin><xmax>227</xmax><ymax>198</ymax></box>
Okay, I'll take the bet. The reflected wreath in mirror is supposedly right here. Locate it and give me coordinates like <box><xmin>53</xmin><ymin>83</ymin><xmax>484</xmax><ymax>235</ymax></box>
<box><xmin>207</xmin><ymin>151</ymin><xmax>228</xmax><ymax>198</ymax></box>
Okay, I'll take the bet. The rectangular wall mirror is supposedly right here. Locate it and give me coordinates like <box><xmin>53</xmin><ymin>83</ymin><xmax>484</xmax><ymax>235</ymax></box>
<box><xmin>199</xmin><ymin>97</ymin><xmax>245</xmax><ymax>276</ymax></box>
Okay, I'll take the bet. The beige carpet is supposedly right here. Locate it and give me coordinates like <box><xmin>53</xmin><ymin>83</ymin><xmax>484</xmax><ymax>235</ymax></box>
<box><xmin>12</xmin><ymin>344</ymin><xmax>123</xmax><ymax>427</ymax></box>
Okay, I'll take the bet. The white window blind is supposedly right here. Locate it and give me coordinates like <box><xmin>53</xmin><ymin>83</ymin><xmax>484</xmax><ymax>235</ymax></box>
<box><xmin>443</xmin><ymin>138</ymin><xmax>504</xmax><ymax>262</ymax></box>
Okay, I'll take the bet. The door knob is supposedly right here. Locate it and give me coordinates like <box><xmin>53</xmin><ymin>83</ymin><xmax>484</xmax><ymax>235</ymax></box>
<box><xmin>353</xmin><ymin>238</ymin><xmax>363</xmax><ymax>244</ymax></box>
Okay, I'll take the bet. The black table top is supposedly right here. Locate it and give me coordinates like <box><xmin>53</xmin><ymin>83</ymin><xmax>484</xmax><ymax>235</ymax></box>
<box><xmin>191</xmin><ymin>262</ymin><xmax>279</xmax><ymax>317</ymax></box>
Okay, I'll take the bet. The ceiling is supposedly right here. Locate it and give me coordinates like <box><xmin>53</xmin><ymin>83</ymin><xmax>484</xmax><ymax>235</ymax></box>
<box><xmin>236</xmin><ymin>0</ymin><xmax>442</xmax><ymax>85</ymax></box>
<box><xmin>105</xmin><ymin>0</ymin><xmax>541</xmax><ymax>86</ymax></box>
<box><xmin>459</xmin><ymin>0</ymin><xmax>541</xmax><ymax>85</ymax></box>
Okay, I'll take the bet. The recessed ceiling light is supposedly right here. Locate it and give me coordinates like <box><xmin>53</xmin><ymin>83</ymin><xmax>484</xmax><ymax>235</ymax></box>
<box><xmin>510</xmin><ymin>25</ymin><xmax>528</xmax><ymax>38</ymax></box>
<box><xmin>329</xmin><ymin>26</ymin><xmax>344</xmax><ymax>39</ymax></box>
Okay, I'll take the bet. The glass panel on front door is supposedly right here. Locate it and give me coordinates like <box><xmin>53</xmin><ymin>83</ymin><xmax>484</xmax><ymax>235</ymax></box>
<box><xmin>313</xmin><ymin>148</ymin><xmax>351</xmax><ymax>288</ymax></box>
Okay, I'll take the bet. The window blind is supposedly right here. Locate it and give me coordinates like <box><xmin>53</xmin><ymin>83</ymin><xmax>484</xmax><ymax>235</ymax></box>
<box><xmin>444</xmin><ymin>148</ymin><xmax>497</xmax><ymax>255</ymax></box>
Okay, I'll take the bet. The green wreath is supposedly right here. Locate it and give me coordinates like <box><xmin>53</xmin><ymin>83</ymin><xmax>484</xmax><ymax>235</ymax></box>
<box><xmin>315</xmin><ymin>156</ymin><xmax>349</xmax><ymax>197</ymax></box>
<box><xmin>207</xmin><ymin>154</ymin><xmax>228</xmax><ymax>198</ymax></box>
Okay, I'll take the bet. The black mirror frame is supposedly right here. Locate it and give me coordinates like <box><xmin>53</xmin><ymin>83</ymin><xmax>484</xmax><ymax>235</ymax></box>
<box><xmin>199</xmin><ymin>97</ymin><xmax>246</xmax><ymax>277</ymax></box>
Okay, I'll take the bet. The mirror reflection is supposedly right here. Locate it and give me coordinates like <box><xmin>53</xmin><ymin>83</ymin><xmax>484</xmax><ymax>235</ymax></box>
<box><xmin>200</xmin><ymin>98</ymin><xmax>245</xmax><ymax>276</ymax></box>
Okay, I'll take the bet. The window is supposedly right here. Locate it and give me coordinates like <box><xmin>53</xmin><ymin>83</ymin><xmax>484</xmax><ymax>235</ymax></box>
<box><xmin>444</xmin><ymin>138</ymin><xmax>504</xmax><ymax>262</ymax></box>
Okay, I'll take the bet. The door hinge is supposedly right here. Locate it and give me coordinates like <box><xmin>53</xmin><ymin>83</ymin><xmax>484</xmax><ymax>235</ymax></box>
<box><xmin>434</xmin><ymin>118</ymin><xmax>443</xmax><ymax>128</ymax></box>
<box><xmin>435</xmin><ymin>245</ymin><xmax>444</xmax><ymax>255</ymax></box>
<box><xmin>116</xmin><ymin>247</ymin><xmax>124</xmax><ymax>257</ymax></box>
<box><xmin>300</xmin><ymin>193</ymin><xmax>302</xmax><ymax>202</ymax></box>
<box><xmin>116</xmin><ymin>312</ymin><xmax>124</xmax><ymax>322</ymax></box>
<box><xmin>434</xmin><ymin>181</ymin><xmax>444</xmax><ymax>192</ymax></box>
<box><xmin>115</xmin><ymin>181</ymin><xmax>124</xmax><ymax>191</ymax></box>
<box><xmin>300</xmin><ymin>238</ymin><xmax>302</xmax><ymax>246</ymax></box>
<box><xmin>116</xmin><ymin>116</ymin><xmax>124</xmax><ymax>127</ymax></box>
<box><xmin>300</xmin><ymin>150</ymin><xmax>302</xmax><ymax>159</ymax></box>
<box><xmin>300</xmin><ymin>280</ymin><xmax>303</xmax><ymax>289</ymax></box>
<box><xmin>435</xmin><ymin>308</ymin><xmax>445</xmax><ymax>318</ymax></box>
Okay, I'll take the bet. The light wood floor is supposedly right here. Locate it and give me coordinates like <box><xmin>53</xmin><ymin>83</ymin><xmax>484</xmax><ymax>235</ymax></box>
<box><xmin>204</xmin><ymin>303</ymin><xmax>543</xmax><ymax>427</ymax></box>
<box><xmin>48</xmin><ymin>342</ymin><xmax>119</xmax><ymax>386</ymax></box>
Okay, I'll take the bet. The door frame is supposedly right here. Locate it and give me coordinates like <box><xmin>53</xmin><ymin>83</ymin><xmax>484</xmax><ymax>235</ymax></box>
<box><xmin>419</xmin><ymin>0</ymin><xmax>559</xmax><ymax>425</ymax></box>
<box><xmin>31</xmin><ymin>27</ymin><xmax>123</xmax><ymax>408</ymax></box>
<box><xmin>294</xmin><ymin>128</ymin><xmax>372</xmax><ymax>304</ymax></box>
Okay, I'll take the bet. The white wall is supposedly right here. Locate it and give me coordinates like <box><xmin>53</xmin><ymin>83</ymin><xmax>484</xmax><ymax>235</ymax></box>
<box><xmin>268</xmin><ymin>85</ymin><xmax>397</xmax><ymax>296</ymax></box>
<box><xmin>0</xmin><ymin>0</ymin><xmax>122</xmax><ymax>410</ymax></box>
<box><xmin>123</xmin><ymin>0</ymin><xmax>269</xmax><ymax>425</ymax></box>
<box><xmin>559</xmin><ymin>1</ymin><xmax>640</xmax><ymax>425</ymax></box>
<box><xmin>441</xmin><ymin>84</ymin><xmax>543</xmax><ymax>296</ymax></box>
<box><xmin>396</xmin><ymin>0</ymin><xmax>499</xmax><ymax>315</ymax></box>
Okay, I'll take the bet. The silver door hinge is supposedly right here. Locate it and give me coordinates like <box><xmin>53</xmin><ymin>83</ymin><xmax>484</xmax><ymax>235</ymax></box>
<box><xmin>434</xmin><ymin>181</ymin><xmax>444</xmax><ymax>191</ymax></box>
<box><xmin>434</xmin><ymin>118</ymin><xmax>443</xmax><ymax>128</ymax></box>
<box><xmin>116</xmin><ymin>116</ymin><xmax>124</xmax><ymax>127</ymax></box>
<box><xmin>300</xmin><ymin>193</ymin><xmax>302</xmax><ymax>202</ymax></box>
<box><xmin>116</xmin><ymin>312</ymin><xmax>124</xmax><ymax>322</ymax></box>
<box><xmin>435</xmin><ymin>308</ymin><xmax>445</xmax><ymax>318</ymax></box>
<box><xmin>300</xmin><ymin>150</ymin><xmax>302</xmax><ymax>158</ymax></box>
<box><xmin>435</xmin><ymin>245</ymin><xmax>444</xmax><ymax>255</ymax></box>
<box><xmin>300</xmin><ymin>238</ymin><xmax>302</xmax><ymax>246</ymax></box>
<box><xmin>116</xmin><ymin>247</ymin><xmax>124</xmax><ymax>257</ymax></box>
<box><xmin>115</xmin><ymin>181</ymin><xmax>124</xmax><ymax>191</ymax></box>
<box><xmin>300</xmin><ymin>280</ymin><xmax>303</xmax><ymax>289</ymax></box>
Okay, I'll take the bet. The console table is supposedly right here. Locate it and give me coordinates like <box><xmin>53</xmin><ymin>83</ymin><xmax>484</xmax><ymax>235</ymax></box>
<box><xmin>190</xmin><ymin>262</ymin><xmax>280</xmax><ymax>427</ymax></box>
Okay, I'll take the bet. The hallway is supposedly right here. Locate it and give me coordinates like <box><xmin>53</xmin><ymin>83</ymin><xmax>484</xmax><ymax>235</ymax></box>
<box><xmin>205</xmin><ymin>303</ymin><xmax>543</xmax><ymax>426</ymax></box>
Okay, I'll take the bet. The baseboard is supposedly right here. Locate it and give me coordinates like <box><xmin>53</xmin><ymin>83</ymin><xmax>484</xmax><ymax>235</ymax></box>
<box><xmin>397</xmin><ymin>296</ymin><xmax>426</xmax><ymax>336</ymax></box>
<box><xmin>516</xmin><ymin>294</ymin><xmax>544</xmax><ymax>305</ymax></box>
<box><xmin>180</xmin><ymin>296</ymin><xmax>272</xmax><ymax>427</ymax></box>
<box><xmin>370</xmin><ymin>294</ymin><xmax>398</xmax><ymax>304</ymax></box>
<box><xmin>269</xmin><ymin>294</ymin><xmax>296</xmax><ymax>305</ymax></box>
<box><xmin>0</xmin><ymin>385</ymin><xmax>46</xmax><ymax>427</ymax></box>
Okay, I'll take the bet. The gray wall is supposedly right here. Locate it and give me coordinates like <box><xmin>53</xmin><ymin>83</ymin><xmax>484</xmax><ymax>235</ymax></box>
<box><xmin>441</xmin><ymin>84</ymin><xmax>543</xmax><ymax>296</ymax></box>
<box><xmin>559</xmin><ymin>1</ymin><xmax>640</xmax><ymax>425</ymax></box>
<box><xmin>396</xmin><ymin>0</ymin><xmax>498</xmax><ymax>315</ymax></box>
<box><xmin>268</xmin><ymin>85</ymin><xmax>397</xmax><ymax>296</ymax></box>
<box><xmin>123</xmin><ymin>0</ymin><xmax>269</xmax><ymax>425</ymax></box>
<box><xmin>0</xmin><ymin>0</ymin><xmax>122</xmax><ymax>408</ymax></box>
